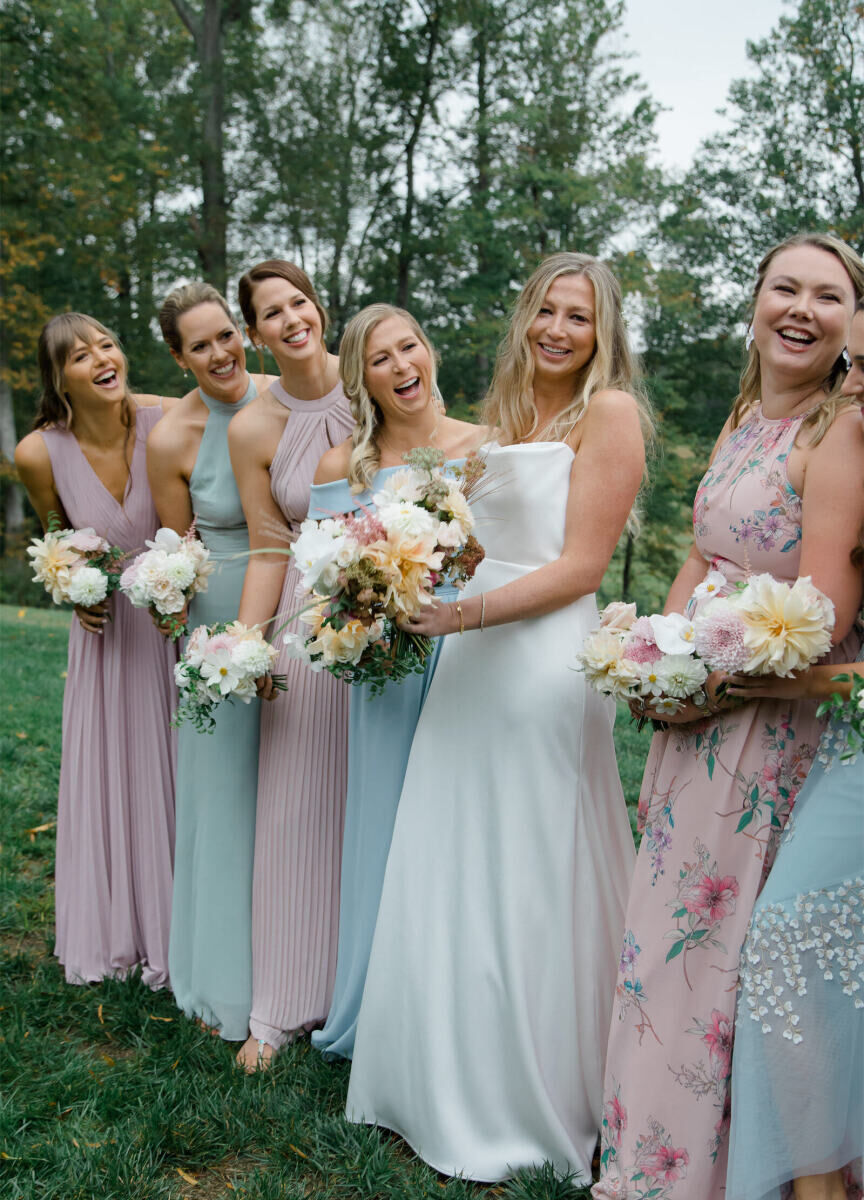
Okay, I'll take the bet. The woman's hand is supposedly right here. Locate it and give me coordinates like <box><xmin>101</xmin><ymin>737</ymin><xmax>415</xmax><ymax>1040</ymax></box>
<box><xmin>397</xmin><ymin>599</ymin><xmax>460</xmax><ymax>638</ymax></box>
<box><xmin>629</xmin><ymin>671</ymin><xmax>735</xmax><ymax>725</ymax></box>
<box><xmin>255</xmin><ymin>674</ymin><xmax>280</xmax><ymax>702</ymax></box>
<box><xmin>75</xmin><ymin>600</ymin><xmax>109</xmax><ymax>634</ymax></box>
<box><xmin>150</xmin><ymin>604</ymin><xmax>187</xmax><ymax>640</ymax></box>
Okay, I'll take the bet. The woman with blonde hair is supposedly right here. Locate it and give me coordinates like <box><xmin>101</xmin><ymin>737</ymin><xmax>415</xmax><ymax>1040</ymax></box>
<box><xmin>228</xmin><ymin>260</ymin><xmax>353</xmax><ymax>1070</ymax></box>
<box><xmin>148</xmin><ymin>282</ymin><xmax>275</xmax><ymax>1041</ymax></box>
<box><xmin>347</xmin><ymin>252</ymin><xmax>649</xmax><ymax>1181</ymax></box>
<box><xmin>593</xmin><ymin>234</ymin><xmax>864</xmax><ymax>1200</ymax></box>
<box><xmin>15</xmin><ymin>313</ymin><xmax>177</xmax><ymax>987</ymax></box>
<box><xmin>309</xmin><ymin>303</ymin><xmax>481</xmax><ymax>1061</ymax></box>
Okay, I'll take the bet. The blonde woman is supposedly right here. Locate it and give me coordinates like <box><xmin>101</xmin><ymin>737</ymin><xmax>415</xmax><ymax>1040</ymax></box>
<box><xmin>309</xmin><ymin>304</ymin><xmax>480</xmax><ymax>1061</ymax></box>
<box><xmin>347</xmin><ymin>253</ymin><xmax>650</xmax><ymax>1181</ymax></box>
<box><xmin>593</xmin><ymin>234</ymin><xmax>864</xmax><ymax>1200</ymax></box>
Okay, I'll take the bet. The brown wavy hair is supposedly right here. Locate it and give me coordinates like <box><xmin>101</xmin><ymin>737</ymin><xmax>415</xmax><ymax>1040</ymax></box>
<box><xmin>158</xmin><ymin>281</ymin><xmax>237</xmax><ymax>355</ymax></box>
<box><xmin>33</xmin><ymin>313</ymin><xmax>133</xmax><ymax>442</ymax></box>
<box><xmin>237</xmin><ymin>259</ymin><xmax>328</xmax><ymax>338</ymax></box>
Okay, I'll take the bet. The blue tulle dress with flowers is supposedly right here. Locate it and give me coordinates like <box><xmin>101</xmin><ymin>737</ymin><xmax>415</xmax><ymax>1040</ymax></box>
<box><xmin>726</xmin><ymin>656</ymin><xmax>864</xmax><ymax>1200</ymax></box>
<box><xmin>308</xmin><ymin>465</ymin><xmax>458</xmax><ymax>1060</ymax></box>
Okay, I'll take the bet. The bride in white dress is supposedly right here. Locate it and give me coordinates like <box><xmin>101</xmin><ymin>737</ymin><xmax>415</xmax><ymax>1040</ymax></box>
<box><xmin>346</xmin><ymin>252</ymin><xmax>653</xmax><ymax>1182</ymax></box>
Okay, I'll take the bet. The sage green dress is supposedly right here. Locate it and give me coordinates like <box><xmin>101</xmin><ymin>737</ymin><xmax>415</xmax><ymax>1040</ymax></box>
<box><xmin>168</xmin><ymin>378</ymin><xmax>260</xmax><ymax>1040</ymax></box>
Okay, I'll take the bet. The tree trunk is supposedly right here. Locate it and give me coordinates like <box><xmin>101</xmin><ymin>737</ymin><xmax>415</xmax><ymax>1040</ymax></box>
<box><xmin>0</xmin><ymin>383</ymin><xmax>25</xmax><ymax>544</ymax></box>
<box><xmin>621</xmin><ymin>530</ymin><xmax>635</xmax><ymax>601</ymax></box>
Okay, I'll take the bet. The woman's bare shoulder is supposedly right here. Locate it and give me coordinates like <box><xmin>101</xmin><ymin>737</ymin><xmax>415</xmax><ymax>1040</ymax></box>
<box><xmin>15</xmin><ymin>429</ymin><xmax>51</xmax><ymax>472</ymax></box>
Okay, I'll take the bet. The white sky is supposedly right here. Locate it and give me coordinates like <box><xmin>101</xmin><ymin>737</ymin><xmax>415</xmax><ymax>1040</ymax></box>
<box><xmin>620</xmin><ymin>0</ymin><xmax>787</xmax><ymax>170</ymax></box>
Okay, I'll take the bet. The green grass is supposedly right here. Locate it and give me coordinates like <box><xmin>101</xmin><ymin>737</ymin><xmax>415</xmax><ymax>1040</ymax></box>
<box><xmin>0</xmin><ymin>603</ymin><xmax>650</xmax><ymax>1199</ymax></box>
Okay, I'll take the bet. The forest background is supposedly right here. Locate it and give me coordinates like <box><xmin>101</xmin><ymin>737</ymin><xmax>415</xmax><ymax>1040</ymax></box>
<box><xmin>1</xmin><ymin>0</ymin><xmax>862</xmax><ymax>611</ymax></box>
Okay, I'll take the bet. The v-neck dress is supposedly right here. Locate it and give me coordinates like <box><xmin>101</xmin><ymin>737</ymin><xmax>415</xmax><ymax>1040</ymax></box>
<box><xmin>40</xmin><ymin>405</ymin><xmax>177</xmax><ymax>987</ymax></box>
<box><xmin>247</xmin><ymin>379</ymin><xmax>354</xmax><ymax>1049</ymax></box>
<box><xmin>168</xmin><ymin>379</ymin><xmax>260</xmax><ymax>1040</ymax></box>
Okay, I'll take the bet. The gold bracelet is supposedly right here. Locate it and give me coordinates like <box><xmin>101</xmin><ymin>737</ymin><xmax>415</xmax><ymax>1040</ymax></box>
<box><xmin>456</xmin><ymin>600</ymin><xmax>465</xmax><ymax>635</ymax></box>
<box><xmin>479</xmin><ymin>592</ymin><xmax>486</xmax><ymax>631</ymax></box>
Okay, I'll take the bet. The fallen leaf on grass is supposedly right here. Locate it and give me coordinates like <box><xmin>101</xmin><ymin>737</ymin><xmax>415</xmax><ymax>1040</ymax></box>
<box><xmin>289</xmin><ymin>1145</ymin><xmax>307</xmax><ymax>1159</ymax></box>
<box><xmin>17</xmin><ymin>609</ymin><xmax>27</xmax><ymax>619</ymax></box>
<box><xmin>1</xmin><ymin>1151</ymin><xmax>18</xmax><ymax>1160</ymax></box>
<box><xmin>97</xmin><ymin>1004</ymin><xmax>104</xmax><ymax>1025</ymax></box>
<box><xmin>149</xmin><ymin>1014</ymin><xmax>173</xmax><ymax>1022</ymax></box>
<box><xmin>15</xmin><ymin>732</ymin><xmax>27</xmax><ymax>740</ymax></box>
<box><xmin>60</xmin><ymin>670</ymin><xmax>68</xmax><ymax>678</ymax></box>
<box><xmin>176</xmin><ymin>1167</ymin><xmax>198</xmax><ymax>1185</ymax></box>
<box><xmin>26</xmin><ymin>820</ymin><xmax>56</xmax><ymax>844</ymax></box>
<box><xmin>100</xmin><ymin>1054</ymin><xmax>115</xmax><ymax>1066</ymax></box>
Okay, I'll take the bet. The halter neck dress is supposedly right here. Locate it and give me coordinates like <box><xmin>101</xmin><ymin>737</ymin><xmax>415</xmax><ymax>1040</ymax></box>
<box><xmin>40</xmin><ymin>404</ymin><xmax>176</xmax><ymax>987</ymax></box>
<box><xmin>594</xmin><ymin>404</ymin><xmax>862</xmax><ymax>1200</ymax></box>
<box><xmin>168</xmin><ymin>377</ymin><xmax>261</xmax><ymax>1040</ymax></box>
<box><xmin>247</xmin><ymin>379</ymin><xmax>354</xmax><ymax>1049</ymax></box>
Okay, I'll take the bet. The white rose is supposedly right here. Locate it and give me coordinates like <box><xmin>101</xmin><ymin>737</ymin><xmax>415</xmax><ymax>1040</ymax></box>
<box><xmin>599</xmin><ymin>601</ymin><xmax>638</xmax><ymax>632</ymax></box>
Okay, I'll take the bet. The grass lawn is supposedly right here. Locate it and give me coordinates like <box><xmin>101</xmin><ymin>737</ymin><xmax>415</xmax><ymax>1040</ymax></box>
<box><xmin>0</xmin><ymin>603</ymin><xmax>650</xmax><ymax>1200</ymax></box>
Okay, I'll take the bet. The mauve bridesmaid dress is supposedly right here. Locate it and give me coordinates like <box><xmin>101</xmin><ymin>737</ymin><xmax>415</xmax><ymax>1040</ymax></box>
<box><xmin>41</xmin><ymin>404</ymin><xmax>177</xmax><ymax>987</ymax></box>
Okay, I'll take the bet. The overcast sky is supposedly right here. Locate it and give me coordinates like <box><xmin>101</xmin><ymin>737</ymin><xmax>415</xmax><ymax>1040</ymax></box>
<box><xmin>619</xmin><ymin>0</ymin><xmax>787</xmax><ymax>170</ymax></box>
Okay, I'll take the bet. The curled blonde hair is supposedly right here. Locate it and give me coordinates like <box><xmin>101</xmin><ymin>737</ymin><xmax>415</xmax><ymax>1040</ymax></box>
<box><xmin>733</xmin><ymin>232</ymin><xmax>864</xmax><ymax>445</ymax></box>
<box><xmin>482</xmin><ymin>252</ymin><xmax>654</xmax><ymax>448</ymax></box>
<box><xmin>339</xmin><ymin>303</ymin><xmax>443</xmax><ymax>492</ymax></box>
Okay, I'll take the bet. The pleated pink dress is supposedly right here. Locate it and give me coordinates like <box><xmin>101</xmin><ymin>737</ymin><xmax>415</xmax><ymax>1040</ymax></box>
<box><xmin>248</xmin><ymin>380</ymin><xmax>353</xmax><ymax>1049</ymax></box>
<box><xmin>41</xmin><ymin>405</ymin><xmax>177</xmax><ymax>987</ymax></box>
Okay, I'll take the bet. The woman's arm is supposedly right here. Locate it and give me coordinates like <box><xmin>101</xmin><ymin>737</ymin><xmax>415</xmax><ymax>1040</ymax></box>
<box><xmin>726</xmin><ymin>663</ymin><xmax>863</xmax><ymax>703</ymax></box>
<box><xmin>146</xmin><ymin>416</ymin><xmax>195</xmax><ymax>533</ymax></box>
<box><xmin>404</xmin><ymin>390</ymin><xmax>645</xmax><ymax>636</ymax></box>
<box><xmin>229</xmin><ymin>406</ymin><xmax>291</xmax><ymax>632</ymax></box>
<box><xmin>314</xmin><ymin>440</ymin><xmax>352</xmax><ymax>485</ymax></box>
<box><xmin>796</xmin><ymin>406</ymin><xmax>864</xmax><ymax>643</ymax></box>
<box><xmin>15</xmin><ymin>431</ymin><xmax>106</xmax><ymax>633</ymax></box>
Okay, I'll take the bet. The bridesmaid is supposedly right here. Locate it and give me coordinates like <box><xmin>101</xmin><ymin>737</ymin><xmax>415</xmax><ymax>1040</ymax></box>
<box><xmin>15</xmin><ymin>313</ymin><xmax>177</xmax><ymax>987</ymax></box>
<box><xmin>309</xmin><ymin>304</ymin><xmax>481</xmax><ymax>1061</ymax></box>
<box><xmin>147</xmin><ymin>283</ymin><xmax>275</xmax><ymax>1039</ymax></box>
<box><xmin>228</xmin><ymin>260</ymin><xmax>353</xmax><ymax>1069</ymax></box>
<box><xmin>725</xmin><ymin>307</ymin><xmax>864</xmax><ymax>1200</ymax></box>
<box><xmin>593</xmin><ymin>234</ymin><xmax>864</xmax><ymax>1200</ymax></box>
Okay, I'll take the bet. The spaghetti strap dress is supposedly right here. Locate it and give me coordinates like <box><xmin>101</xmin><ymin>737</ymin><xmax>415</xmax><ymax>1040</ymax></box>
<box><xmin>593</xmin><ymin>405</ymin><xmax>862</xmax><ymax>1200</ymax></box>
<box><xmin>168</xmin><ymin>377</ymin><xmax>260</xmax><ymax>1040</ymax></box>
<box><xmin>308</xmin><ymin>466</ymin><xmax>459</xmax><ymax>1061</ymax></box>
<box><xmin>40</xmin><ymin>405</ymin><xmax>177</xmax><ymax>987</ymax></box>
<box><xmin>247</xmin><ymin>379</ymin><xmax>354</xmax><ymax>1049</ymax></box>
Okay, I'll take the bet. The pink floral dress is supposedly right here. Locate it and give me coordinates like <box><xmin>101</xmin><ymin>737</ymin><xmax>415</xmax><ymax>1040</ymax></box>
<box><xmin>593</xmin><ymin>406</ymin><xmax>862</xmax><ymax>1200</ymax></box>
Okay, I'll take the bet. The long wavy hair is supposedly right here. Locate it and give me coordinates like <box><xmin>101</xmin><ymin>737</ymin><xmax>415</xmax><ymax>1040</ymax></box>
<box><xmin>158</xmin><ymin>281</ymin><xmax>237</xmax><ymax>355</ymax></box>
<box><xmin>339</xmin><ymin>304</ymin><xmax>444</xmax><ymax>492</ymax></box>
<box><xmin>482</xmin><ymin>252</ymin><xmax>654</xmax><ymax>448</ymax></box>
<box><xmin>33</xmin><ymin>313</ymin><xmax>133</xmax><ymax>441</ymax></box>
<box><xmin>732</xmin><ymin>232</ymin><xmax>864</xmax><ymax>445</ymax></box>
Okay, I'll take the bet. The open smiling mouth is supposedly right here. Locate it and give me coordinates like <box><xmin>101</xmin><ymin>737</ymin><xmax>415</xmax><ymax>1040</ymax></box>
<box><xmin>284</xmin><ymin>329</ymin><xmax>309</xmax><ymax>346</ymax></box>
<box><xmin>539</xmin><ymin>343</ymin><xmax>570</xmax><ymax>358</ymax></box>
<box><xmin>211</xmin><ymin>362</ymin><xmax>237</xmax><ymax>377</ymax></box>
<box><xmin>94</xmin><ymin>369</ymin><xmax>119</xmax><ymax>387</ymax></box>
<box><xmin>777</xmin><ymin>327</ymin><xmax>816</xmax><ymax>348</ymax></box>
<box><xmin>394</xmin><ymin>377</ymin><xmax>420</xmax><ymax>398</ymax></box>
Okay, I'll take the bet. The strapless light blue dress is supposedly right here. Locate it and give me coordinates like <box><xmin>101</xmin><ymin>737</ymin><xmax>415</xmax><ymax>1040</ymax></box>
<box><xmin>168</xmin><ymin>379</ymin><xmax>260</xmax><ymax>1041</ymax></box>
<box><xmin>309</xmin><ymin>464</ymin><xmax>458</xmax><ymax>1060</ymax></box>
<box><xmin>726</xmin><ymin>669</ymin><xmax>864</xmax><ymax>1200</ymax></box>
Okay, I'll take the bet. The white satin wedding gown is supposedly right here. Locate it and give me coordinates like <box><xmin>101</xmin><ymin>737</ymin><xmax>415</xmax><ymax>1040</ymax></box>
<box><xmin>346</xmin><ymin>441</ymin><xmax>636</xmax><ymax>1181</ymax></box>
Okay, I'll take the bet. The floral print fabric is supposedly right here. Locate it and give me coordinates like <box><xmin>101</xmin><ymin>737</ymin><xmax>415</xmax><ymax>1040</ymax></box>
<box><xmin>594</xmin><ymin>407</ymin><xmax>861</xmax><ymax>1199</ymax></box>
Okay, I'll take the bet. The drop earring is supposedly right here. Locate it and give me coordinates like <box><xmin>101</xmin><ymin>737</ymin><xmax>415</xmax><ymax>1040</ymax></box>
<box><xmin>842</xmin><ymin>348</ymin><xmax>852</xmax><ymax>369</ymax></box>
<box><xmin>744</xmin><ymin>326</ymin><xmax>754</xmax><ymax>351</ymax></box>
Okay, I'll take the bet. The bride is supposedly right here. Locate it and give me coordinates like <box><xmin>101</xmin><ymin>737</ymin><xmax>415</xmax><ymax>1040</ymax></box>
<box><xmin>346</xmin><ymin>251</ymin><xmax>653</xmax><ymax>1181</ymax></box>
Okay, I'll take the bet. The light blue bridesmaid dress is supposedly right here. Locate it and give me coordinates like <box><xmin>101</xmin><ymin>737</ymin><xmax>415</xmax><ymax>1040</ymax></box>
<box><xmin>168</xmin><ymin>379</ymin><xmax>260</xmax><ymax>1041</ymax></box>
<box><xmin>309</xmin><ymin>465</ymin><xmax>459</xmax><ymax>1060</ymax></box>
<box><xmin>726</xmin><ymin>668</ymin><xmax>864</xmax><ymax>1199</ymax></box>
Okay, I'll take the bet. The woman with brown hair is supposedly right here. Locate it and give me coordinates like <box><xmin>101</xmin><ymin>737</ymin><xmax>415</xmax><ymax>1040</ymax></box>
<box><xmin>148</xmin><ymin>282</ymin><xmax>275</xmax><ymax>1041</ymax></box>
<box><xmin>228</xmin><ymin>260</ymin><xmax>353</xmax><ymax>1070</ymax></box>
<box><xmin>15</xmin><ymin>313</ymin><xmax>177</xmax><ymax>987</ymax></box>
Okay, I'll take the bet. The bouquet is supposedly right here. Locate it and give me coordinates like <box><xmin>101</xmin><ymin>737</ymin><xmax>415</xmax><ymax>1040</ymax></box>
<box><xmin>173</xmin><ymin>621</ymin><xmax>286</xmax><ymax>732</ymax></box>
<box><xmin>27</xmin><ymin>515</ymin><xmax>125</xmax><ymax>608</ymax></box>
<box><xmin>120</xmin><ymin>526</ymin><xmax>214</xmax><ymax>639</ymax></box>
<box><xmin>577</xmin><ymin>573</ymin><xmax>835</xmax><ymax>721</ymax></box>
<box><xmin>575</xmin><ymin>602</ymin><xmax>710</xmax><ymax>717</ymax></box>
<box><xmin>283</xmin><ymin>448</ymin><xmax>487</xmax><ymax>695</ymax></box>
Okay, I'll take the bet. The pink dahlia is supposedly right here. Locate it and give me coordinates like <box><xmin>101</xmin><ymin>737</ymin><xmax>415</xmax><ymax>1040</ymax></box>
<box><xmin>682</xmin><ymin>872</ymin><xmax>740</xmax><ymax>924</ymax></box>
<box><xmin>694</xmin><ymin>600</ymin><xmax>750</xmax><ymax>672</ymax></box>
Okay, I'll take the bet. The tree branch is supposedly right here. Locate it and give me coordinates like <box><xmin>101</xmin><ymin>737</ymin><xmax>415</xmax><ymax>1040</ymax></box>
<box><xmin>169</xmin><ymin>0</ymin><xmax>200</xmax><ymax>42</ymax></box>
